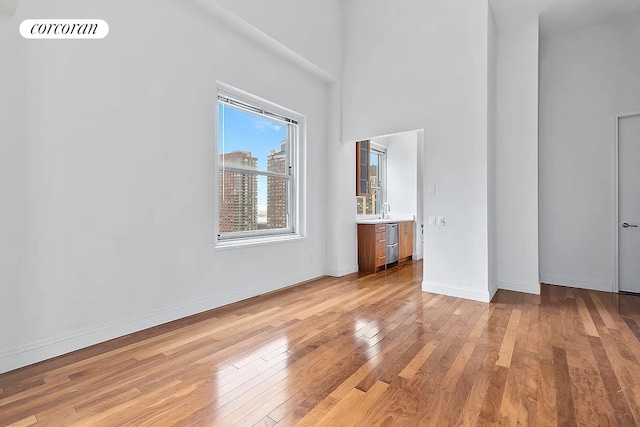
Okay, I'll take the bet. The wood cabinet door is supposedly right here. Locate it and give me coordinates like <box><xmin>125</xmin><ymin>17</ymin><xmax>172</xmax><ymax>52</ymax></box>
<box><xmin>399</xmin><ymin>222</ymin><xmax>413</xmax><ymax>260</ymax></box>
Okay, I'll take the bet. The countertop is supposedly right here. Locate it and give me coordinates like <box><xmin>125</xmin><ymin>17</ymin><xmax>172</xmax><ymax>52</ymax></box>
<box><xmin>356</xmin><ymin>215</ymin><xmax>415</xmax><ymax>225</ymax></box>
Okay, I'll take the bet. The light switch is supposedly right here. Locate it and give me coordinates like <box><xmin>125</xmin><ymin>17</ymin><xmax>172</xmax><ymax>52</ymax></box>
<box><xmin>429</xmin><ymin>185</ymin><xmax>437</xmax><ymax>195</ymax></box>
<box><xmin>437</xmin><ymin>216</ymin><xmax>445</xmax><ymax>226</ymax></box>
<box><xmin>428</xmin><ymin>216</ymin><xmax>436</xmax><ymax>226</ymax></box>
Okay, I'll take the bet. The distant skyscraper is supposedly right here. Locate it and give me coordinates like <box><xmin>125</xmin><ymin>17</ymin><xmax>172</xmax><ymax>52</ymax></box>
<box><xmin>267</xmin><ymin>141</ymin><xmax>287</xmax><ymax>229</ymax></box>
<box><xmin>367</xmin><ymin>164</ymin><xmax>378</xmax><ymax>214</ymax></box>
<box><xmin>219</xmin><ymin>151</ymin><xmax>258</xmax><ymax>232</ymax></box>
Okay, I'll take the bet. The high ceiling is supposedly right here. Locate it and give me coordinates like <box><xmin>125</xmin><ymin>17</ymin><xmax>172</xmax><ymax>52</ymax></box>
<box><xmin>2</xmin><ymin>0</ymin><xmax>639</xmax><ymax>38</ymax></box>
<box><xmin>490</xmin><ymin>0</ymin><xmax>640</xmax><ymax>37</ymax></box>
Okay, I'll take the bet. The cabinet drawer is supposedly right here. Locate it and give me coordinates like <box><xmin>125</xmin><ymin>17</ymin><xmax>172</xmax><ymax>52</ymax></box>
<box><xmin>375</xmin><ymin>232</ymin><xmax>386</xmax><ymax>249</ymax></box>
<box><xmin>375</xmin><ymin>224</ymin><xmax>386</xmax><ymax>233</ymax></box>
<box><xmin>375</xmin><ymin>247</ymin><xmax>386</xmax><ymax>267</ymax></box>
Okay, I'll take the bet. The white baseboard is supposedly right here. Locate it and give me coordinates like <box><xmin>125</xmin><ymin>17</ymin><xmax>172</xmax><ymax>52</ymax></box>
<box><xmin>326</xmin><ymin>264</ymin><xmax>358</xmax><ymax>278</ymax></box>
<box><xmin>422</xmin><ymin>280</ymin><xmax>492</xmax><ymax>303</ymax></box>
<box><xmin>540</xmin><ymin>273</ymin><xmax>613</xmax><ymax>293</ymax></box>
<box><xmin>0</xmin><ymin>268</ymin><xmax>323</xmax><ymax>375</ymax></box>
<box><xmin>498</xmin><ymin>279</ymin><xmax>541</xmax><ymax>295</ymax></box>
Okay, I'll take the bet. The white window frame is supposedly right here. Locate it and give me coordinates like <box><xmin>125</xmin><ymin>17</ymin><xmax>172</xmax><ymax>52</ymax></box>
<box><xmin>214</xmin><ymin>82</ymin><xmax>305</xmax><ymax>248</ymax></box>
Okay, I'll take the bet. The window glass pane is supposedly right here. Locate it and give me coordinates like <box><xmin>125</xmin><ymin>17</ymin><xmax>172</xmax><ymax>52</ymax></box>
<box><xmin>219</xmin><ymin>171</ymin><xmax>289</xmax><ymax>233</ymax></box>
<box><xmin>356</xmin><ymin>151</ymin><xmax>383</xmax><ymax>215</ymax></box>
<box><xmin>219</xmin><ymin>170</ymin><xmax>258</xmax><ymax>232</ymax></box>
<box><xmin>219</xmin><ymin>103</ymin><xmax>288</xmax><ymax>174</ymax></box>
<box><xmin>265</xmin><ymin>176</ymin><xmax>289</xmax><ymax>230</ymax></box>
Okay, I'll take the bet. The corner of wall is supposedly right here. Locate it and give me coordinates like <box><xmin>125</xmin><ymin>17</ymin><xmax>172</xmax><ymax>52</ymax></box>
<box><xmin>326</xmin><ymin>264</ymin><xmax>358</xmax><ymax>278</ymax></box>
<box><xmin>498</xmin><ymin>279</ymin><xmax>541</xmax><ymax>295</ymax></box>
<box><xmin>489</xmin><ymin>280</ymin><xmax>499</xmax><ymax>301</ymax></box>
<box><xmin>422</xmin><ymin>280</ymin><xmax>492</xmax><ymax>303</ymax></box>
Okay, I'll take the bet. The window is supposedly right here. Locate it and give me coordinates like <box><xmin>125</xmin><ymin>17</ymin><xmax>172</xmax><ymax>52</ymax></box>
<box><xmin>356</xmin><ymin>143</ymin><xmax>386</xmax><ymax>215</ymax></box>
<box><xmin>216</xmin><ymin>85</ymin><xmax>301</xmax><ymax>243</ymax></box>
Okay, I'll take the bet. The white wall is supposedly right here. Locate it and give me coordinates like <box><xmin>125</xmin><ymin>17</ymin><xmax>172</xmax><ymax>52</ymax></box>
<box><xmin>496</xmin><ymin>17</ymin><xmax>540</xmax><ymax>294</ymax></box>
<box><xmin>208</xmin><ymin>0</ymin><xmax>342</xmax><ymax>79</ymax></box>
<box><xmin>384</xmin><ymin>133</ymin><xmax>418</xmax><ymax>219</ymax></box>
<box><xmin>202</xmin><ymin>0</ymin><xmax>353</xmax><ymax>279</ymax></box>
<box><xmin>325</xmin><ymin>83</ymin><xmax>358</xmax><ymax>277</ymax></box>
<box><xmin>343</xmin><ymin>0</ymin><xmax>492</xmax><ymax>302</ymax></box>
<box><xmin>0</xmin><ymin>0</ymin><xmax>336</xmax><ymax>374</ymax></box>
<box><xmin>386</xmin><ymin>132</ymin><xmax>420</xmax><ymax>258</ymax></box>
<box><xmin>487</xmin><ymin>7</ymin><xmax>498</xmax><ymax>297</ymax></box>
<box><xmin>373</xmin><ymin>131</ymin><xmax>422</xmax><ymax>258</ymax></box>
<box><xmin>0</xmin><ymin>15</ymin><xmax>29</xmax><ymax>366</ymax></box>
<box><xmin>539</xmin><ymin>12</ymin><xmax>640</xmax><ymax>291</ymax></box>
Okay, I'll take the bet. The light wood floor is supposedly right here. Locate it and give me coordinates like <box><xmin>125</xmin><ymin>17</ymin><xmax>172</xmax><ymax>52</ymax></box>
<box><xmin>2</xmin><ymin>261</ymin><xmax>640</xmax><ymax>426</ymax></box>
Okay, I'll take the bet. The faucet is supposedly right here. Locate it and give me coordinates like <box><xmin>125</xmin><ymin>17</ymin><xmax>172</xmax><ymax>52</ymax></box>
<box><xmin>381</xmin><ymin>202</ymin><xmax>391</xmax><ymax>219</ymax></box>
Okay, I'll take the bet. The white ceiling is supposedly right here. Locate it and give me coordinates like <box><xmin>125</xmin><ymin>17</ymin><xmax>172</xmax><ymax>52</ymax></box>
<box><xmin>1</xmin><ymin>0</ymin><xmax>638</xmax><ymax>39</ymax></box>
<box><xmin>490</xmin><ymin>0</ymin><xmax>640</xmax><ymax>38</ymax></box>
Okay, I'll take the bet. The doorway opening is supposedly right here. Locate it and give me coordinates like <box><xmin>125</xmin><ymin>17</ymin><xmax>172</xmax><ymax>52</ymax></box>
<box><xmin>615</xmin><ymin>111</ymin><xmax>640</xmax><ymax>293</ymax></box>
<box><xmin>352</xmin><ymin>129</ymin><xmax>425</xmax><ymax>262</ymax></box>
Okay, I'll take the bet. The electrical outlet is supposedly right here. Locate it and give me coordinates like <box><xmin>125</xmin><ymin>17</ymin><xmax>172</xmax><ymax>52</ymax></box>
<box><xmin>428</xmin><ymin>216</ymin><xmax>436</xmax><ymax>226</ymax></box>
<box><xmin>437</xmin><ymin>216</ymin><xmax>445</xmax><ymax>226</ymax></box>
<box><xmin>429</xmin><ymin>185</ymin><xmax>437</xmax><ymax>195</ymax></box>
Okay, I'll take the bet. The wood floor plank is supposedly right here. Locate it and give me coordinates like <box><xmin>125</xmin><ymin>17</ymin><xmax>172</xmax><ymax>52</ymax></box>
<box><xmin>589</xmin><ymin>335</ymin><xmax>637</xmax><ymax>425</ymax></box>
<box><xmin>496</xmin><ymin>308</ymin><xmax>522</xmax><ymax>367</ymax></box>
<box><xmin>576</xmin><ymin>297</ymin><xmax>600</xmax><ymax>337</ymax></box>
<box><xmin>458</xmin><ymin>306</ymin><xmax>512</xmax><ymax>425</ymax></box>
<box><xmin>590</xmin><ymin>292</ymin><xmax>619</xmax><ymax>330</ymax></box>
<box><xmin>290</xmin><ymin>395</ymin><xmax>338</xmax><ymax>427</ymax></box>
<box><xmin>337</xmin><ymin>380</ymin><xmax>389</xmax><ymax>426</ymax></box>
<box><xmin>311</xmin><ymin>387</ymin><xmax>365</xmax><ymax>426</ymax></box>
<box><xmin>5</xmin><ymin>415</ymin><xmax>37</xmax><ymax>427</ymax></box>
<box><xmin>553</xmin><ymin>346</ymin><xmax>578</xmax><ymax>427</ymax></box>
<box><xmin>3</xmin><ymin>262</ymin><xmax>640</xmax><ymax>426</ymax></box>
<box><xmin>498</xmin><ymin>307</ymin><xmax>530</xmax><ymax>425</ymax></box>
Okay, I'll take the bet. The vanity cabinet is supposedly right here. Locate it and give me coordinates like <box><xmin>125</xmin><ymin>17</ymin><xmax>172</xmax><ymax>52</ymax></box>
<box><xmin>357</xmin><ymin>221</ymin><xmax>413</xmax><ymax>273</ymax></box>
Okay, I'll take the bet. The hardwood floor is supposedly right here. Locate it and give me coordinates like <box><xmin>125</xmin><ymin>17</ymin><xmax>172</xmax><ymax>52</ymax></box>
<box><xmin>2</xmin><ymin>260</ymin><xmax>640</xmax><ymax>426</ymax></box>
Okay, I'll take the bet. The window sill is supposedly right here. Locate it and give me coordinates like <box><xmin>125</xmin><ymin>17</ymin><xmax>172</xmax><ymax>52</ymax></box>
<box><xmin>214</xmin><ymin>233</ymin><xmax>305</xmax><ymax>251</ymax></box>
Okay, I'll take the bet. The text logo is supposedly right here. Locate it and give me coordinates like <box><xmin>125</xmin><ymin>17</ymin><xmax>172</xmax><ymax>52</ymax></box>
<box><xmin>20</xmin><ymin>19</ymin><xmax>109</xmax><ymax>39</ymax></box>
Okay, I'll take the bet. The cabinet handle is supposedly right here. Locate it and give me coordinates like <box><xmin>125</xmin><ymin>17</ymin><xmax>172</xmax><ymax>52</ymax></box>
<box><xmin>378</xmin><ymin>239</ymin><xmax>386</xmax><ymax>243</ymax></box>
<box><xmin>378</xmin><ymin>256</ymin><xmax>385</xmax><ymax>260</ymax></box>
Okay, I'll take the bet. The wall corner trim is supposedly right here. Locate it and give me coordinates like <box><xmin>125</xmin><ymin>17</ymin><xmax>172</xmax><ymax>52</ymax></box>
<box><xmin>181</xmin><ymin>0</ymin><xmax>334</xmax><ymax>83</ymax></box>
<box><xmin>498</xmin><ymin>279</ymin><xmax>541</xmax><ymax>295</ymax></box>
<box><xmin>326</xmin><ymin>264</ymin><xmax>359</xmax><ymax>278</ymax></box>
<box><xmin>422</xmin><ymin>280</ymin><xmax>492</xmax><ymax>303</ymax></box>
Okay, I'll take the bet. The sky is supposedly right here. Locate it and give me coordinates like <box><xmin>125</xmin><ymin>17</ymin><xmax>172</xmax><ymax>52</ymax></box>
<box><xmin>219</xmin><ymin>104</ymin><xmax>287</xmax><ymax>211</ymax></box>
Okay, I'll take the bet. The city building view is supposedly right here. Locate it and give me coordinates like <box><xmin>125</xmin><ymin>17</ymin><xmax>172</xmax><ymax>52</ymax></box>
<box><xmin>218</xmin><ymin>151</ymin><xmax>258</xmax><ymax>232</ymax></box>
<box><xmin>356</xmin><ymin>164</ymin><xmax>379</xmax><ymax>215</ymax></box>
<box><xmin>219</xmin><ymin>141</ymin><xmax>287</xmax><ymax>233</ymax></box>
<box><xmin>266</xmin><ymin>141</ymin><xmax>288</xmax><ymax>229</ymax></box>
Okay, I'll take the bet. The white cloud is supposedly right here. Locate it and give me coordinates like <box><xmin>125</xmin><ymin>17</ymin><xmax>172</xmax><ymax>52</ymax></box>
<box><xmin>253</xmin><ymin>118</ymin><xmax>282</xmax><ymax>132</ymax></box>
